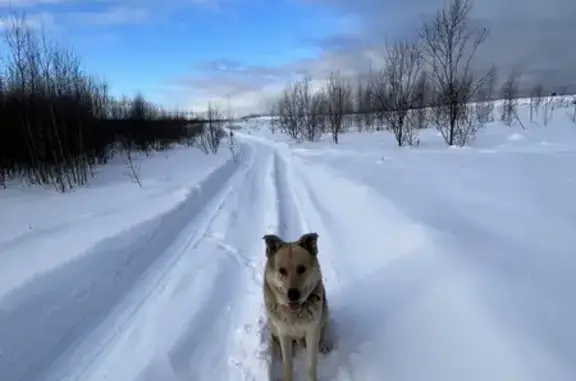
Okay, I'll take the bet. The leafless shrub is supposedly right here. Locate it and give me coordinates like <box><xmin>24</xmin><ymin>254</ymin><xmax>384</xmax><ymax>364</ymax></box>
<box><xmin>372</xmin><ymin>38</ymin><xmax>423</xmax><ymax>146</ymax></box>
<box><xmin>269</xmin><ymin>104</ymin><xmax>278</xmax><ymax>134</ymax></box>
<box><xmin>431</xmin><ymin>84</ymin><xmax>484</xmax><ymax>146</ymax></box>
<box><xmin>275</xmin><ymin>76</ymin><xmax>325</xmax><ymax>141</ymax></box>
<box><xmin>475</xmin><ymin>65</ymin><xmax>497</xmax><ymax>124</ymax></box>
<box><xmin>325</xmin><ymin>70</ymin><xmax>352</xmax><ymax>143</ymax></box>
<box><xmin>529</xmin><ymin>83</ymin><xmax>544</xmax><ymax>122</ymax></box>
<box><xmin>543</xmin><ymin>93</ymin><xmax>555</xmax><ymax>126</ymax></box>
<box><xmin>227</xmin><ymin>131</ymin><xmax>244</xmax><ymax>163</ymax></box>
<box><xmin>353</xmin><ymin>74</ymin><xmax>366</xmax><ymax>132</ymax></box>
<box><xmin>191</xmin><ymin>128</ymin><xmax>210</xmax><ymax>155</ymax></box>
<box><xmin>353</xmin><ymin>71</ymin><xmax>377</xmax><ymax>132</ymax></box>
<box><xmin>363</xmin><ymin>71</ymin><xmax>378</xmax><ymax>131</ymax></box>
<box><xmin>205</xmin><ymin>103</ymin><xmax>225</xmax><ymax>153</ymax></box>
<box><xmin>276</xmin><ymin>81</ymin><xmax>303</xmax><ymax>140</ymax></box>
<box><xmin>409</xmin><ymin>71</ymin><xmax>430</xmax><ymax>130</ymax></box>
<box><xmin>458</xmin><ymin>104</ymin><xmax>484</xmax><ymax>146</ymax></box>
<box><xmin>125</xmin><ymin>149</ymin><xmax>143</xmax><ymax>188</ymax></box>
<box><xmin>301</xmin><ymin>77</ymin><xmax>326</xmax><ymax>141</ymax></box>
<box><xmin>419</xmin><ymin>0</ymin><xmax>491</xmax><ymax>146</ymax></box>
<box><xmin>500</xmin><ymin>67</ymin><xmax>523</xmax><ymax>128</ymax></box>
<box><xmin>191</xmin><ymin>103</ymin><xmax>225</xmax><ymax>154</ymax></box>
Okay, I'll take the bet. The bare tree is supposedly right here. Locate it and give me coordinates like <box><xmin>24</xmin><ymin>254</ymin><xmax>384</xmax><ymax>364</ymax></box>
<box><xmin>353</xmin><ymin>74</ymin><xmax>366</xmax><ymax>132</ymax></box>
<box><xmin>125</xmin><ymin>148</ymin><xmax>143</xmax><ymax>188</ymax></box>
<box><xmin>205</xmin><ymin>103</ymin><xmax>225</xmax><ymax>153</ymax></box>
<box><xmin>419</xmin><ymin>0</ymin><xmax>490</xmax><ymax>146</ymax></box>
<box><xmin>353</xmin><ymin>70</ymin><xmax>377</xmax><ymax>132</ymax></box>
<box><xmin>475</xmin><ymin>65</ymin><xmax>497</xmax><ymax>124</ymax></box>
<box><xmin>299</xmin><ymin>76</ymin><xmax>325</xmax><ymax>141</ymax></box>
<box><xmin>529</xmin><ymin>83</ymin><xmax>544</xmax><ymax>122</ymax></box>
<box><xmin>275</xmin><ymin>84</ymin><xmax>302</xmax><ymax>140</ymax></box>
<box><xmin>543</xmin><ymin>92</ymin><xmax>555</xmax><ymax>125</ymax></box>
<box><xmin>275</xmin><ymin>76</ymin><xmax>325</xmax><ymax>141</ymax></box>
<box><xmin>269</xmin><ymin>103</ymin><xmax>278</xmax><ymax>134</ymax></box>
<box><xmin>372</xmin><ymin>38</ymin><xmax>423</xmax><ymax>146</ymax></box>
<box><xmin>500</xmin><ymin>67</ymin><xmax>522</xmax><ymax>128</ymax></box>
<box><xmin>325</xmin><ymin>70</ymin><xmax>352</xmax><ymax>143</ymax></box>
<box><xmin>410</xmin><ymin>71</ymin><xmax>430</xmax><ymax>130</ymax></box>
<box><xmin>191</xmin><ymin>103</ymin><xmax>225</xmax><ymax>154</ymax></box>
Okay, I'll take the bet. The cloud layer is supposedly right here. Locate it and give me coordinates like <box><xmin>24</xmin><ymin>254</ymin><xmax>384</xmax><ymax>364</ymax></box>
<box><xmin>174</xmin><ymin>0</ymin><xmax>576</xmax><ymax>115</ymax></box>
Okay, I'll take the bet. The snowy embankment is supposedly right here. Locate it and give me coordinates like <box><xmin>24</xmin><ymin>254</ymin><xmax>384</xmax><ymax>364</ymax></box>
<box><xmin>1</xmin><ymin>100</ymin><xmax>575</xmax><ymax>381</ymax></box>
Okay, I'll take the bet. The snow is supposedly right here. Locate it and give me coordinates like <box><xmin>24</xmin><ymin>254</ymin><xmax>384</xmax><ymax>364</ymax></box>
<box><xmin>1</xmin><ymin>100</ymin><xmax>576</xmax><ymax>381</ymax></box>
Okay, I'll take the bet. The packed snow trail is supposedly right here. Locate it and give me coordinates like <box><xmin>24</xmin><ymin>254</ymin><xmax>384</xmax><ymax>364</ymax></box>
<box><xmin>74</xmin><ymin>142</ymin><xmax>280</xmax><ymax>381</ymax></box>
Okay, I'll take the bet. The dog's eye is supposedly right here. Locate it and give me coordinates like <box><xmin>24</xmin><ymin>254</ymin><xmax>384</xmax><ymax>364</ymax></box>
<box><xmin>296</xmin><ymin>265</ymin><xmax>306</xmax><ymax>275</ymax></box>
<box><xmin>278</xmin><ymin>267</ymin><xmax>287</xmax><ymax>275</ymax></box>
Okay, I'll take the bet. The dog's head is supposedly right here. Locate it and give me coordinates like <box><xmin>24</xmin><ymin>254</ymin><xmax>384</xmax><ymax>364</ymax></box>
<box><xmin>263</xmin><ymin>232</ymin><xmax>321</xmax><ymax>310</ymax></box>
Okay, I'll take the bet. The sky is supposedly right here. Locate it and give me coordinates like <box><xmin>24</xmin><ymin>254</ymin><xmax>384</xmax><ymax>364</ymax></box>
<box><xmin>1</xmin><ymin>0</ymin><xmax>575</xmax><ymax>116</ymax></box>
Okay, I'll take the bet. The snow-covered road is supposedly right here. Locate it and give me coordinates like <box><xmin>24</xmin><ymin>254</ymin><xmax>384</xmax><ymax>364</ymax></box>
<box><xmin>1</xmin><ymin>115</ymin><xmax>576</xmax><ymax>381</ymax></box>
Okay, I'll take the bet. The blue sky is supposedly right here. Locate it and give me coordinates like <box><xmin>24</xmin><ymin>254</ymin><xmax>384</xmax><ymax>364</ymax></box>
<box><xmin>1</xmin><ymin>0</ymin><xmax>575</xmax><ymax>115</ymax></box>
<box><xmin>0</xmin><ymin>0</ymin><xmax>350</xmax><ymax>114</ymax></box>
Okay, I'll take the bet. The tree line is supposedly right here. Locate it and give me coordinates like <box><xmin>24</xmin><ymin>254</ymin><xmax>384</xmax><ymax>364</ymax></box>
<box><xmin>0</xmin><ymin>14</ymin><xmax>227</xmax><ymax>192</ymax></box>
<box><xmin>272</xmin><ymin>0</ymin><xmax>574</xmax><ymax>147</ymax></box>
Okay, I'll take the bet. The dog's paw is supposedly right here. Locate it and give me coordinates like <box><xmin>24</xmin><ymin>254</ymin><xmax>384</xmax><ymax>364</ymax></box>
<box><xmin>319</xmin><ymin>337</ymin><xmax>334</xmax><ymax>354</ymax></box>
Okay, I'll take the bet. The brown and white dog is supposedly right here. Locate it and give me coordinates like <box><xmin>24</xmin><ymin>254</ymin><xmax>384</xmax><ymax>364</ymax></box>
<box><xmin>262</xmin><ymin>232</ymin><xmax>333</xmax><ymax>381</ymax></box>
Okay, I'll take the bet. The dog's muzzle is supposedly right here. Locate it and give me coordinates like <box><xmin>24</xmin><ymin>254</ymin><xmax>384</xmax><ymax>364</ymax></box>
<box><xmin>287</xmin><ymin>288</ymin><xmax>303</xmax><ymax>310</ymax></box>
<box><xmin>287</xmin><ymin>288</ymin><xmax>301</xmax><ymax>301</ymax></box>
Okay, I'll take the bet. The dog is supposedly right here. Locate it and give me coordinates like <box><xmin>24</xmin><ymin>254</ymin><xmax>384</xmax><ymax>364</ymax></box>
<box><xmin>262</xmin><ymin>232</ymin><xmax>333</xmax><ymax>381</ymax></box>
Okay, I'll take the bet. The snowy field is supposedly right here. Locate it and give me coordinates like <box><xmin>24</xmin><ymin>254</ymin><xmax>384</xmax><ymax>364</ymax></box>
<box><xmin>1</xmin><ymin>100</ymin><xmax>576</xmax><ymax>381</ymax></box>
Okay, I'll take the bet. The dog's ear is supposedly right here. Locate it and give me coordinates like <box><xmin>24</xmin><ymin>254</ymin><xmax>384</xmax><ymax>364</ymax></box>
<box><xmin>297</xmin><ymin>232</ymin><xmax>319</xmax><ymax>255</ymax></box>
<box><xmin>263</xmin><ymin>234</ymin><xmax>285</xmax><ymax>257</ymax></box>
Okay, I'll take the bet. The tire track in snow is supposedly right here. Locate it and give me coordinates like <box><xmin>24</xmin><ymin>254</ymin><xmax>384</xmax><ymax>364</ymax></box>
<box><xmin>0</xmin><ymin>149</ymin><xmax>255</xmax><ymax>381</ymax></box>
<box><xmin>73</xmin><ymin>142</ymin><xmax>281</xmax><ymax>381</ymax></box>
<box><xmin>71</xmin><ymin>153</ymin><xmax>258</xmax><ymax>381</ymax></box>
<box><xmin>272</xmin><ymin>150</ymin><xmax>308</xmax><ymax>239</ymax></box>
<box><xmin>219</xmin><ymin>141</ymin><xmax>317</xmax><ymax>381</ymax></box>
<box><xmin>155</xmin><ymin>145</ymin><xmax>276</xmax><ymax>381</ymax></box>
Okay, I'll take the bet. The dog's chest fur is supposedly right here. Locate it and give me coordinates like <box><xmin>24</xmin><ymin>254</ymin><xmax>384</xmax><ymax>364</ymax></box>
<box><xmin>264</xmin><ymin>282</ymin><xmax>325</xmax><ymax>339</ymax></box>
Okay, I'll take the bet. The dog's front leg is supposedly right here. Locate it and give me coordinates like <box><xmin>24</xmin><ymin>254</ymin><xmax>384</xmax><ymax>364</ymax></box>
<box><xmin>278</xmin><ymin>334</ymin><xmax>293</xmax><ymax>381</ymax></box>
<box><xmin>305</xmin><ymin>327</ymin><xmax>320</xmax><ymax>381</ymax></box>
